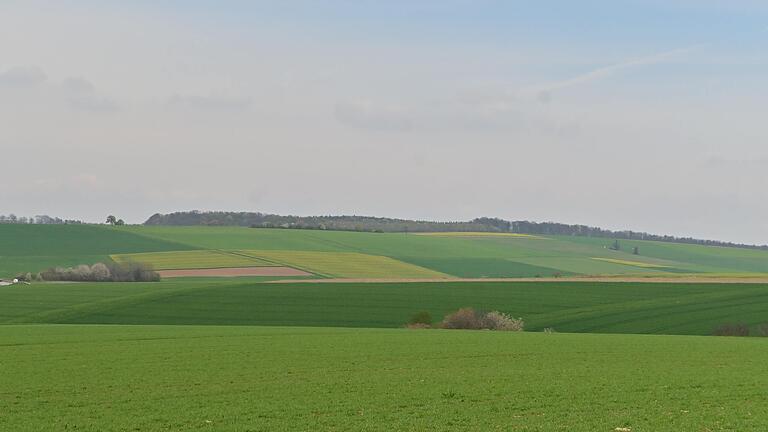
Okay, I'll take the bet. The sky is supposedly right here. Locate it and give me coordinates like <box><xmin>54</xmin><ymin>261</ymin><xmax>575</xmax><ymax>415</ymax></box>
<box><xmin>1</xmin><ymin>1</ymin><xmax>767</xmax><ymax>243</ymax></box>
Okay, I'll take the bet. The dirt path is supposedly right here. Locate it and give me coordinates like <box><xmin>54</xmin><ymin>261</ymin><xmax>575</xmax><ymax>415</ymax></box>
<box><xmin>159</xmin><ymin>267</ymin><xmax>312</xmax><ymax>278</ymax></box>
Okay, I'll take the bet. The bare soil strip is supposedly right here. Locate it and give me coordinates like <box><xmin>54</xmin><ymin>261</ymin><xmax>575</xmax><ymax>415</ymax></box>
<box><xmin>267</xmin><ymin>276</ymin><xmax>768</xmax><ymax>284</ymax></box>
<box><xmin>158</xmin><ymin>267</ymin><xmax>312</xmax><ymax>278</ymax></box>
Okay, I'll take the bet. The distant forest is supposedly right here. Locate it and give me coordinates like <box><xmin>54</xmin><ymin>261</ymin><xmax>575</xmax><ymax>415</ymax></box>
<box><xmin>0</xmin><ymin>214</ymin><xmax>83</xmax><ymax>224</ymax></box>
<box><xmin>145</xmin><ymin>211</ymin><xmax>768</xmax><ymax>250</ymax></box>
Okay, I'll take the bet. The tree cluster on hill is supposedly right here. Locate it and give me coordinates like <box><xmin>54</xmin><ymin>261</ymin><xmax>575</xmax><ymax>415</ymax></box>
<box><xmin>145</xmin><ymin>211</ymin><xmax>509</xmax><ymax>233</ymax></box>
<box><xmin>0</xmin><ymin>214</ymin><xmax>83</xmax><ymax>224</ymax></box>
<box><xmin>509</xmin><ymin>221</ymin><xmax>768</xmax><ymax>250</ymax></box>
<box><xmin>106</xmin><ymin>215</ymin><xmax>125</xmax><ymax>226</ymax></box>
<box><xmin>144</xmin><ymin>211</ymin><xmax>768</xmax><ymax>250</ymax></box>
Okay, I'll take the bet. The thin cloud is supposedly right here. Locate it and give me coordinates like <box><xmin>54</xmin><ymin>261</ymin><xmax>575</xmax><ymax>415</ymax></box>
<box><xmin>529</xmin><ymin>45</ymin><xmax>702</xmax><ymax>95</ymax></box>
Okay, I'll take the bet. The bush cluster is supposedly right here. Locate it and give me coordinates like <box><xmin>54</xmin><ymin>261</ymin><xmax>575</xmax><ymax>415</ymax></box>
<box><xmin>439</xmin><ymin>308</ymin><xmax>524</xmax><ymax>331</ymax></box>
<box><xmin>712</xmin><ymin>323</ymin><xmax>750</xmax><ymax>337</ymax></box>
<box><xmin>37</xmin><ymin>262</ymin><xmax>160</xmax><ymax>282</ymax></box>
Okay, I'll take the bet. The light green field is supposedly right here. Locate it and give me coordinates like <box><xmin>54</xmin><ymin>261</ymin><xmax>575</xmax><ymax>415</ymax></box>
<box><xmin>591</xmin><ymin>257</ymin><xmax>670</xmax><ymax>268</ymax></box>
<box><xmin>236</xmin><ymin>250</ymin><xmax>450</xmax><ymax>278</ymax></box>
<box><xmin>121</xmin><ymin>226</ymin><xmax>768</xmax><ymax>278</ymax></box>
<box><xmin>2</xmin><ymin>325</ymin><xmax>767</xmax><ymax>431</ymax></box>
<box><xmin>111</xmin><ymin>250</ymin><xmax>275</xmax><ymax>270</ymax></box>
<box><xmin>415</xmin><ymin>231</ymin><xmax>545</xmax><ymax>239</ymax></box>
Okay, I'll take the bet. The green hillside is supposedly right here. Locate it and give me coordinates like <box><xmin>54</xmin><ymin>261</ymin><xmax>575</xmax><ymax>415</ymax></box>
<box><xmin>124</xmin><ymin>226</ymin><xmax>768</xmax><ymax>278</ymax></box>
<box><xmin>0</xmin><ymin>224</ymin><xmax>195</xmax><ymax>277</ymax></box>
<box><xmin>3</xmin><ymin>280</ymin><xmax>768</xmax><ymax>335</ymax></box>
<box><xmin>3</xmin><ymin>224</ymin><xmax>768</xmax><ymax>279</ymax></box>
<box><xmin>2</xmin><ymin>325</ymin><xmax>767</xmax><ymax>431</ymax></box>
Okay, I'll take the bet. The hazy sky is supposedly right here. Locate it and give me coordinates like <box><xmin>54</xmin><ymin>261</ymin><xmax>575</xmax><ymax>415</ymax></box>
<box><xmin>1</xmin><ymin>1</ymin><xmax>767</xmax><ymax>243</ymax></box>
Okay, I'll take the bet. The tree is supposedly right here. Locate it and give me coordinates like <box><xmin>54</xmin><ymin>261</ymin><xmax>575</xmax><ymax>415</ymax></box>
<box><xmin>609</xmin><ymin>239</ymin><xmax>620</xmax><ymax>251</ymax></box>
<box><xmin>115</xmin><ymin>219</ymin><xmax>125</xmax><ymax>226</ymax></box>
<box><xmin>106</xmin><ymin>215</ymin><xmax>117</xmax><ymax>225</ymax></box>
<box><xmin>632</xmin><ymin>246</ymin><xmax>639</xmax><ymax>255</ymax></box>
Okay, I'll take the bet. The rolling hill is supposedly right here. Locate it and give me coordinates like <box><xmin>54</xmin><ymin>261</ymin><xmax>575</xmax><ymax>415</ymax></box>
<box><xmin>3</xmin><ymin>279</ymin><xmax>768</xmax><ymax>335</ymax></box>
<box><xmin>5</xmin><ymin>224</ymin><xmax>768</xmax><ymax>279</ymax></box>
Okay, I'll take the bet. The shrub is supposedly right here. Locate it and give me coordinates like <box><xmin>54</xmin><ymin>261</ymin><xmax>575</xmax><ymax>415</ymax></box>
<box><xmin>441</xmin><ymin>308</ymin><xmax>483</xmax><ymax>330</ymax></box>
<box><xmin>406</xmin><ymin>323</ymin><xmax>432</xmax><ymax>330</ymax></box>
<box><xmin>38</xmin><ymin>262</ymin><xmax>160</xmax><ymax>282</ymax></box>
<box><xmin>90</xmin><ymin>262</ymin><xmax>112</xmax><ymax>281</ymax></box>
<box><xmin>712</xmin><ymin>323</ymin><xmax>750</xmax><ymax>337</ymax></box>
<box><xmin>408</xmin><ymin>311</ymin><xmax>433</xmax><ymax>326</ymax></box>
<box><xmin>440</xmin><ymin>308</ymin><xmax>524</xmax><ymax>331</ymax></box>
<box><xmin>109</xmin><ymin>261</ymin><xmax>161</xmax><ymax>282</ymax></box>
<box><xmin>481</xmin><ymin>311</ymin><xmax>524</xmax><ymax>331</ymax></box>
<box><xmin>14</xmin><ymin>272</ymin><xmax>34</xmax><ymax>282</ymax></box>
<box><xmin>543</xmin><ymin>327</ymin><xmax>556</xmax><ymax>334</ymax></box>
<box><xmin>756</xmin><ymin>323</ymin><xmax>768</xmax><ymax>337</ymax></box>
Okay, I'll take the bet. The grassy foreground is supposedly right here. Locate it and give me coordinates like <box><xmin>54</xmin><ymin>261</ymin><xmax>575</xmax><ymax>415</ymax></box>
<box><xmin>3</xmin><ymin>280</ymin><xmax>768</xmax><ymax>335</ymax></box>
<box><xmin>1</xmin><ymin>325</ymin><xmax>767</xmax><ymax>431</ymax></box>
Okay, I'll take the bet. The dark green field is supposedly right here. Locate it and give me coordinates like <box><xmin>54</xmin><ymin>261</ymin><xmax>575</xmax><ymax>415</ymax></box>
<box><xmin>2</xmin><ymin>280</ymin><xmax>768</xmax><ymax>335</ymax></box>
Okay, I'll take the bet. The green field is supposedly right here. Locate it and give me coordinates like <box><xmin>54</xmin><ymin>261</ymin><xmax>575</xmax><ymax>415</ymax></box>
<box><xmin>235</xmin><ymin>250</ymin><xmax>449</xmax><ymax>278</ymax></box>
<box><xmin>3</xmin><ymin>224</ymin><xmax>768</xmax><ymax>430</ymax></box>
<box><xmin>111</xmin><ymin>250</ymin><xmax>276</xmax><ymax>270</ymax></box>
<box><xmin>2</xmin><ymin>280</ymin><xmax>768</xmax><ymax>335</ymax></box>
<box><xmin>5</xmin><ymin>225</ymin><xmax>768</xmax><ymax>279</ymax></box>
<box><xmin>2</xmin><ymin>325</ymin><xmax>768</xmax><ymax>431</ymax></box>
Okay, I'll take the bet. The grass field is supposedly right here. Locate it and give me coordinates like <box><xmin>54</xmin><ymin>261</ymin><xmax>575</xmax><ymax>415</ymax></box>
<box><xmin>122</xmin><ymin>226</ymin><xmax>768</xmax><ymax>278</ymax></box>
<box><xmin>3</xmin><ymin>280</ymin><xmax>768</xmax><ymax>335</ymax></box>
<box><xmin>591</xmin><ymin>257</ymin><xmax>670</xmax><ymax>268</ymax></box>
<box><xmin>0</xmin><ymin>224</ymin><xmax>195</xmax><ymax>277</ymax></box>
<box><xmin>414</xmin><ymin>231</ymin><xmax>544</xmax><ymax>238</ymax></box>
<box><xmin>2</xmin><ymin>324</ymin><xmax>767</xmax><ymax>431</ymax></box>
<box><xmin>111</xmin><ymin>250</ymin><xmax>276</xmax><ymax>270</ymax></box>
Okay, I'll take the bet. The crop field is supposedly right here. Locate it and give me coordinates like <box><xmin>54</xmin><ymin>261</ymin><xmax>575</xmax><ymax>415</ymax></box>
<box><xmin>2</xmin><ymin>279</ymin><xmax>768</xmax><ymax>334</ymax></box>
<box><xmin>3</xmin><ymin>224</ymin><xmax>768</xmax><ymax>430</ymax></box>
<box><xmin>5</xmin><ymin>224</ymin><xmax>768</xmax><ymax>279</ymax></box>
<box><xmin>591</xmin><ymin>257</ymin><xmax>670</xmax><ymax>268</ymax></box>
<box><xmin>414</xmin><ymin>231</ymin><xmax>544</xmax><ymax>238</ymax></box>
<box><xmin>111</xmin><ymin>250</ymin><xmax>276</xmax><ymax>270</ymax></box>
<box><xmin>122</xmin><ymin>226</ymin><xmax>768</xmax><ymax>278</ymax></box>
<box><xmin>2</xmin><ymin>324</ymin><xmax>768</xmax><ymax>431</ymax></box>
<box><xmin>0</xmin><ymin>224</ymin><xmax>195</xmax><ymax>277</ymax></box>
<box><xmin>236</xmin><ymin>250</ymin><xmax>450</xmax><ymax>278</ymax></box>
